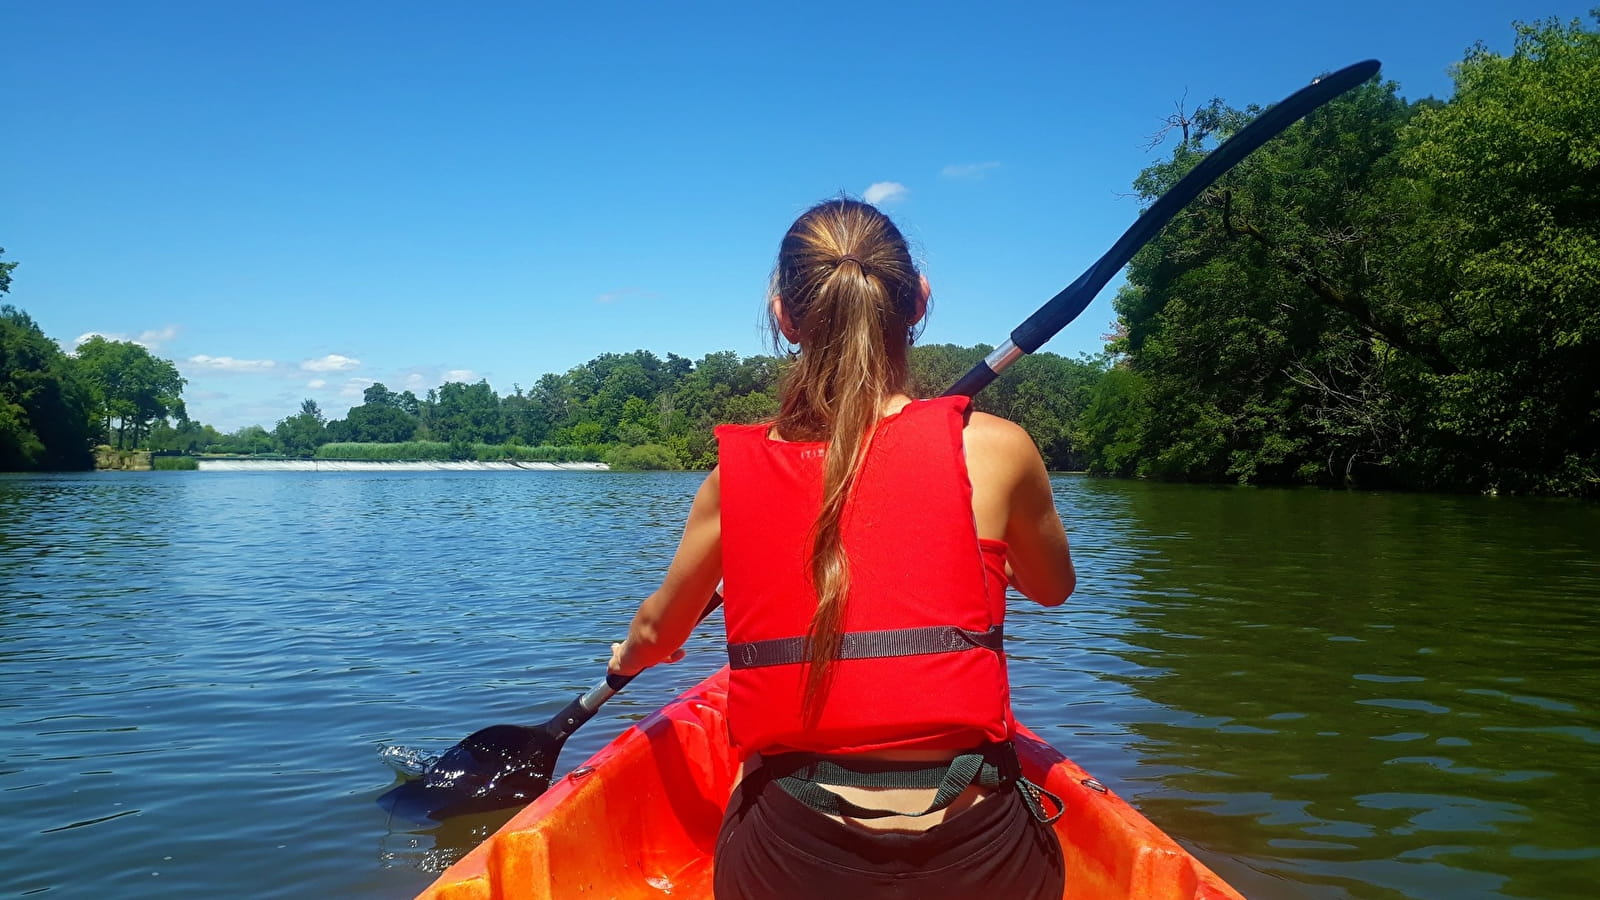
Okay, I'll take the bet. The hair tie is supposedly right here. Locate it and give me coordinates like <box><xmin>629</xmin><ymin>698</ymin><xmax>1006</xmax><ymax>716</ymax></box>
<box><xmin>836</xmin><ymin>253</ymin><xmax>864</xmax><ymax>269</ymax></box>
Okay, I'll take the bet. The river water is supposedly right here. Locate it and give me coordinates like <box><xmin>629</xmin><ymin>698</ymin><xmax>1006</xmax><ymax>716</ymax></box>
<box><xmin>2</xmin><ymin>471</ymin><xmax>1596</xmax><ymax>899</ymax></box>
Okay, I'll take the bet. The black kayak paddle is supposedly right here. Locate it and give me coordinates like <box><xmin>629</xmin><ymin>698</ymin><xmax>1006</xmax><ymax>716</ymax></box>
<box><xmin>378</xmin><ymin>593</ymin><xmax>724</xmax><ymax>822</ymax></box>
<box><xmin>378</xmin><ymin>58</ymin><xmax>1381</xmax><ymax>823</ymax></box>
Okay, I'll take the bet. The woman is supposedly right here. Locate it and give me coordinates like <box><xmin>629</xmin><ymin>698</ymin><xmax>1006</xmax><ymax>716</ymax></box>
<box><xmin>609</xmin><ymin>198</ymin><xmax>1076</xmax><ymax>899</ymax></box>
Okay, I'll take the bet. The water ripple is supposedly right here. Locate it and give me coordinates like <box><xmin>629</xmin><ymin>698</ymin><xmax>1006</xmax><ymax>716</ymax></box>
<box><xmin>2</xmin><ymin>472</ymin><xmax>1597</xmax><ymax>898</ymax></box>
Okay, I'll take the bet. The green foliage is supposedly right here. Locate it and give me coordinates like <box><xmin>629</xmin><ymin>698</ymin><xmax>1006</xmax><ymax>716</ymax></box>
<box><xmin>147</xmin><ymin>418</ymin><xmax>233</xmax><ymax>455</ymax></box>
<box><xmin>273</xmin><ymin>399</ymin><xmax>327</xmax><ymax>456</ymax></box>
<box><xmin>1095</xmin><ymin>13</ymin><xmax>1600</xmax><ymax>496</ymax></box>
<box><xmin>326</xmin><ymin>384</ymin><xmax>419</xmax><ymax>444</ymax></box>
<box><xmin>1080</xmin><ymin>366</ymin><xmax>1149</xmax><ymax>476</ymax></box>
<box><xmin>435</xmin><ymin>380</ymin><xmax>505</xmax><ymax>444</ymax></box>
<box><xmin>1390</xmin><ymin>13</ymin><xmax>1600</xmax><ymax>492</ymax></box>
<box><xmin>605</xmin><ymin>443</ymin><xmax>684</xmax><ymax>471</ymax></box>
<box><xmin>73</xmin><ymin>335</ymin><xmax>187</xmax><ymax>449</ymax></box>
<box><xmin>976</xmin><ymin>353</ymin><xmax>1105</xmax><ymax>470</ymax></box>
<box><xmin>1</xmin><ymin>268</ymin><xmax>97</xmax><ymax>470</ymax></box>
<box><xmin>910</xmin><ymin>344</ymin><xmax>1107</xmax><ymax>470</ymax></box>
<box><xmin>152</xmin><ymin>455</ymin><xmax>199</xmax><ymax>470</ymax></box>
<box><xmin>211</xmin><ymin>425</ymin><xmax>275</xmax><ymax>455</ymax></box>
<box><xmin>273</xmin><ymin>347</ymin><xmax>1106</xmax><ymax>471</ymax></box>
<box><xmin>908</xmin><ymin>343</ymin><xmax>987</xmax><ymax>397</ymax></box>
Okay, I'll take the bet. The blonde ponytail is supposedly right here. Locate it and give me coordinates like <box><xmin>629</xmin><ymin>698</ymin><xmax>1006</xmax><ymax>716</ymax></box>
<box><xmin>768</xmin><ymin>199</ymin><xmax>923</xmax><ymax>723</ymax></box>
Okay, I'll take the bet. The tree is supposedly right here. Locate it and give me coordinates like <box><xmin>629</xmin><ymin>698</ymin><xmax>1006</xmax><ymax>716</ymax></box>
<box><xmin>1080</xmin><ymin>365</ymin><xmax>1150</xmax><ymax>477</ymax></box>
<box><xmin>1389</xmin><ymin>13</ymin><xmax>1600</xmax><ymax>492</ymax></box>
<box><xmin>327</xmin><ymin>383</ymin><xmax>419</xmax><ymax>444</ymax></box>
<box><xmin>274</xmin><ymin>399</ymin><xmax>327</xmax><ymax>456</ymax></box>
<box><xmin>216</xmin><ymin>425</ymin><xmax>275</xmax><ymax>455</ymax></box>
<box><xmin>1</xmin><ymin>303</ymin><xmax>97</xmax><ymax>470</ymax></box>
<box><xmin>328</xmin><ymin>404</ymin><xmax>418</xmax><ymax>443</ymax></box>
<box><xmin>73</xmin><ymin>336</ymin><xmax>187</xmax><ymax>449</ymax></box>
<box><xmin>148</xmin><ymin>419</ymin><xmax>225</xmax><ymax>454</ymax></box>
<box><xmin>986</xmin><ymin>353</ymin><xmax>1104</xmax><ymax>471</ymax></box>
<box><xmin>0</xmin><ymin>251</ymin><xmax>97</xmax><ymax>470</ymax></box>
<box><xmin>1097</xmin><ymin>14</ymin><xmax>1599</xmax><ymax>495</ymax></box>
<box><xmin>362</xmin><ymin>382</ymin><xmax>398</xmax><ymax>408</ymax></box>
<box><xmin>1114</xmin><ymin>73</ymin><xmax>1426</xmax><ymax>485</ymax></box>
<box><xmin>433</xmin><ymin>380</ymin><xmax>504</xmax><ymax>443</ymax></box>
<box><xmin>909</xmin><ymin>343</ymin><xmax>987</xmax><ymax>397</ymax></box>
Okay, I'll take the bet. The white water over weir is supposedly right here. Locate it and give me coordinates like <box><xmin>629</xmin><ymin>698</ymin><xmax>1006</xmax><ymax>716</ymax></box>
<box><xmin>195</xmin><ymin>459</ymin><xmax>609</xmax><ymax>472</ymax></box>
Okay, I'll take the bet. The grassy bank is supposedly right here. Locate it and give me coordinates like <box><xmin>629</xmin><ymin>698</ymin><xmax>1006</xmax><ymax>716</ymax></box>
<box><xmin>152</xmin><ymin>455</ymin><xmax>198</xmax><ymax>470</ymax></box>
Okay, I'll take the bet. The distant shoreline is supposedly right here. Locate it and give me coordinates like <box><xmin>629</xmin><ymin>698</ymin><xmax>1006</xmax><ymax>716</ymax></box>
<box><xmin>195</xmin><ymin>459</ymin><xmax>609</xmax><ymax>472</ymax></box>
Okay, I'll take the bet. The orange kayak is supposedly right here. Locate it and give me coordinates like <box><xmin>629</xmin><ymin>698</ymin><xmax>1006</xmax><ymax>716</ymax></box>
<box><xmin>416</xmin><ymin>668</ymin><xmax>1244</xmax><ymax>900</ymax></box>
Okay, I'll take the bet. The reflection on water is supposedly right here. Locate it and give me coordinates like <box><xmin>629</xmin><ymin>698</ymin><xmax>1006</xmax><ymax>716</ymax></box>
<box><xmin>1</xmin><ymin>471</ymin><xmax>1596</xmax><ymax>898</ymax></box>
<box><xmin>1056</xmin><ymin>482</ymin><xmax>1600</xmax><ymax>899</ymax></box>
<box><xmin>376</xmin><ymin>788</ymin><xmax>518</xmax><ymax>875</ymax></box>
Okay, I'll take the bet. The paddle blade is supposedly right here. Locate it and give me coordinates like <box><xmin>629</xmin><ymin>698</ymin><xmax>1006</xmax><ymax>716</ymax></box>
<box><xmin>378</xmin><ymin>723</ymin><xmax>567</xmax><ymax>823</ymax></box>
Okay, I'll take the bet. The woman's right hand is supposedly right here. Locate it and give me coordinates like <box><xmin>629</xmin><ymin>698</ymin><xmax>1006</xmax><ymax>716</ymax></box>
<box><xmin>608</xmin><ymin>639</ymin><xmax>686</xmax><ymax>677</ymax></box>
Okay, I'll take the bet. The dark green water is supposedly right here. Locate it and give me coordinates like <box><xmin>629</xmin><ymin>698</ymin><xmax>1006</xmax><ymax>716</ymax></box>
<box><xmin>1</xmin><ymin>471</ymin><xmax>1595</xmax><ymax>898</ymax></box>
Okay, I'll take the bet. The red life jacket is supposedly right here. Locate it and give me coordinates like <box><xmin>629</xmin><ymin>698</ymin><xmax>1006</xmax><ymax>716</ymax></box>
<box><xmin>715</xmin><ymin>396</ymin><xmax>1014</xmax><ymax>757</ymax></box>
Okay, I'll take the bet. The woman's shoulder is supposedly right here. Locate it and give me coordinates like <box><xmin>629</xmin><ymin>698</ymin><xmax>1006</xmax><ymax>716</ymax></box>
<box><xmin>961</xmin><ymin>410</ymin><xmax>1044</xmax><ymax>483</ymax></box>
<box><xmin>962</xmin><ymin>410</ymin><xmax>1036</xmax><ymax>454</ymax></box>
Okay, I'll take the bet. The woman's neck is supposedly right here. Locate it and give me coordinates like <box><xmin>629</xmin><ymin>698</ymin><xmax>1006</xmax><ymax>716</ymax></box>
<box><xmin>766</xmin><ymin>393</ymin><xmax>917</xmax><ymax>443</ymax></box>
<box><xmin>879</xmin><ymin>393</ymin><xmax>914</xmax><ymax>417</ymax></box>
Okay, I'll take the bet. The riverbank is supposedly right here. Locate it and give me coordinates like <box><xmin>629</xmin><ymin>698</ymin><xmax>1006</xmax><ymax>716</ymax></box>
<box><xmin>93</xmin><ymin>446</ymin><xmax>151</xmax><ymax>471</ymax></box>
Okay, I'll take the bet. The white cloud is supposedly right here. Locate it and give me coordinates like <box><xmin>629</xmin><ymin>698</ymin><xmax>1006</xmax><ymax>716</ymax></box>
<box><xmin>72</xmin><ymin>325</ymin><xmax>181</xmax><ymax>352</ymax></box>
<box><xmin>388</xmin><ymin>365</ymin><xmax>485</xmax><ymax>394</ymax></box>
<box><xmin>187</xmin><ymin>354</ymin><xmax>278</xmax><ymax>373</ymax></box>
<box><xmin>941</xmin><ymin>161</ymin><xmax>1001</xmax><ymax>179</ymax></box>
<box><xmin>138</xmin><ymin>326</ymin><xmax>180</xmax><ymax>348</ymax></box>
<box><xmin>339</xmin><ymin>377</ymin><xmax>375</xmax><ymax>398</ymax></box>
<box><xmin>863</xmin><ymin>182</ymin><xmax>908</xmax><ymax>205</ymax></box>
<box><xmin>307</xmin><ymin>378</ymin><xmax>327</xmax><ymax>389</ymax></box>
<box><xmin>301</xmin><ymin>354</ymin><xmax>361</xmax><ymax>373</ymax></box>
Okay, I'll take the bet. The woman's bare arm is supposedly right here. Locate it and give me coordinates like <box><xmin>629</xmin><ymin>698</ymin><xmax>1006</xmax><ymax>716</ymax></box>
<box><xmin>964</xmin><ymin>412</ymin><xmax>1075</xmax><ymax>606</ymax></box>
<box><xmin>608</xmin><ymin>467</ymin><xmax>723</xmax><ymax>675</ymax></box>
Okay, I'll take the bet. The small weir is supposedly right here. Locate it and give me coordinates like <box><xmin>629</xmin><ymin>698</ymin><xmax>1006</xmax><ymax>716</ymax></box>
<box><xmin>194</xmin><ymin>459</ymin><xmax>609</xmax><ymax>472</ymax></box>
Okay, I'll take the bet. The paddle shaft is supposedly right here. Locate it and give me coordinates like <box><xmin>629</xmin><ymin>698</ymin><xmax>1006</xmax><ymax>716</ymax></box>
<box><xmin>945</xmin><ymin>59</ymin><xmax>1380</xmax><ymax>398</ymax></box>
<box><xmin>565</xmin><ymin>58</ymin><xmax>1381</xmax><ymax>738</ymax></box>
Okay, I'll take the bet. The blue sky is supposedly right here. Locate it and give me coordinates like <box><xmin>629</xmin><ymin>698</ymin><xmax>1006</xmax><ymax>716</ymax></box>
<box><xmin>4</xmin><ymin>1</ymin><xmax>1590</xmax><ymax>432</ymax></box>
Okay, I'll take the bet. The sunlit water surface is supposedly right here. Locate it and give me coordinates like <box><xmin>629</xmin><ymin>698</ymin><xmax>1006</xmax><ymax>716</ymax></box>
<box><xmin>2</xmin><ymin>471</ymin><xmax>1595</xmax><ymax>899</ymax></box>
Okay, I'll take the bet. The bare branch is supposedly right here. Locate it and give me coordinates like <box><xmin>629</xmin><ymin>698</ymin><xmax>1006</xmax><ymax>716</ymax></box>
<box><xmin>1143</xmin><ymin>89</ymin><xmax>1194</xmax><ymax>151</ymax></box>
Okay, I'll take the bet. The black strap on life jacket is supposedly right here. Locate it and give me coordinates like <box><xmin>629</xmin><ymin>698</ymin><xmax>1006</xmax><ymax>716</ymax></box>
<box><xmin>727</xmin><ymin>624</ymin><xmax>1003</xmax><ymax>670</ymax></box>
<box><xmin>760</xmin><ymin>742</ymin><xmax>1063</xmax><ymax>824</ymax></box>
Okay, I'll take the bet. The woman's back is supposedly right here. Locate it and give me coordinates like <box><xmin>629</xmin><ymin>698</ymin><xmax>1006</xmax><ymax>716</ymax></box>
<box><xmin>612</xmin><ymin>197</ymin><xmax>1072</xmax><ymax>898</ymax></box>
<box><xmin>717</xmin><ymin>395</ymin><xmax>1014</xmax><ymax>762</ymax></box>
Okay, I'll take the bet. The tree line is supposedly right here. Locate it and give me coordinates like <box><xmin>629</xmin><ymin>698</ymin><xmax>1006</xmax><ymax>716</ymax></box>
<box><xmin>2</xmin><ymin>254</ymin><xmax>185</xmax><ymax>470</ymax></box>
<box><xmin>4</xmin><ymin>15</ymin><xmax>1594</xmax><ymax>493</ymax></box>
<box><xmin>149</xmin><ymin>345</ymin><xmax>1104</xmax><ymax>472</ymax></box>
<box><xmin>1</xmin><ymin>267</ymin><xmax>1103</xmax><ymax>472</ymax></box>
